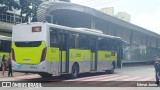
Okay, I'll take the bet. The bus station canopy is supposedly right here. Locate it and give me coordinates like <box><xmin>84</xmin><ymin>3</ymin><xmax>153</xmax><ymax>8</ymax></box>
<box><xmin>37</xmin><ymin>1</ymin><xmax>160</xmax><ymax>40</ymax></box>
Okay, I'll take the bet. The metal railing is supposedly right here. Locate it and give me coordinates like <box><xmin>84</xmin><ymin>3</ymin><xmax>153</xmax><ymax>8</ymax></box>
<box><xmin>0</xmin><ymin>12</ymin><xmax>22</xmax><ymax>24</ymax></box>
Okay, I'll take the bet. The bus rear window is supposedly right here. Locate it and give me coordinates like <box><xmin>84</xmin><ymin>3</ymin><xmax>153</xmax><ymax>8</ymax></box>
<box><xmin>15</xmin><ymin>41</ymin><xmax>42</xmax><ymax>47</ymax></box>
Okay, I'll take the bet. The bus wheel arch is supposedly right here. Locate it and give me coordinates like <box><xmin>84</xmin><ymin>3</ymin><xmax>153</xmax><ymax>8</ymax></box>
<box><xmin>70</xmin><ymin>62</ymin><xmax>79</xmax><ymax>79</ymax></box>
<box><xmin>106</xmin><ymin>61</ymin><xmax>115</xmax><ymax>74</ymax></box>
<box><xmin>38</xmin><ymin>72</ymin><xmax>52</xmax><ymax>78</ymax></box>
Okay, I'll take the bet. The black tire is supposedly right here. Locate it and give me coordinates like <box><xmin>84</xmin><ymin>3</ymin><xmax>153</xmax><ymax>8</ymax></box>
<box><xmin>39</xmin><ymin>73</ymin><xmax>52</xmax><ymax>78</ymax></box>
<box><xmin>60</xmin><ymin>74</ymin><xmax>70</xmax><ymax>79</ymax></box>
<box><xmin>71</xmin><ymin>63</ymin><xmax>79</xmax><ymax>79</ymax></box>
<box><xmin>106</xmin><ymin>62</ymin><xmax>115</xmax><ymax>74</ymax></box>
<box><xmin>0</xmin><ymin>63</ymin><xmax>2</xmax><ymax>71</ymax></box>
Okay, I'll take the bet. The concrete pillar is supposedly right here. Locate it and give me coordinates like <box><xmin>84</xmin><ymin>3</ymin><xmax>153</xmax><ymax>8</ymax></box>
<box><xmin>91</xmin><ymin>17</ymin><xmax>95</xmax><ymax>29</ymax></box>
<box><xmin>156</xmin><ymin>39</ymin><xmax>158</xmax><ymax>48</ymax></box>
<box><xmin>145</xmin><ymin>35</ymin><xmax>148</xmax><ymax>46</ymax></box>
<box><xmin>130</xmin><ymin>30</ymin><xmax>133</xmax><ymax>45</ymax></box>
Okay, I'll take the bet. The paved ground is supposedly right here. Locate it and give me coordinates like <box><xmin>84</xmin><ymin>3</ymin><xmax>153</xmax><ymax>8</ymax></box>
<box><xmin>0</xmin><ymin>65</ymin><xmax>159</xmax><ymax>89</ymax></box>
<box><xmin>0</xmin><ymin>65</ymin><xmax>156</xmax><ymax>81</ymax></box>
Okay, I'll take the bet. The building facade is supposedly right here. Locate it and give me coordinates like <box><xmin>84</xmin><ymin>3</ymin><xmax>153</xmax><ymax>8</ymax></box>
<box><xmin>100</xmin><ymin>7</ymin><xmax>114</xmax><ymax>16</ymax></box>
<box><xmin>115</xmin><ymin>12</ymin><xmax>131</xmax><ymax>22</ymax></box>
<box><xmin>37</xmin><ymin>1</ymin><xmax>160</xmax><ymax>63</ymax></box>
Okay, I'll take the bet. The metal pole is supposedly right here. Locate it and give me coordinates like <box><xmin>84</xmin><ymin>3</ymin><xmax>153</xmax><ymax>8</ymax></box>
<box><xmin>91</xmin><ymin>17</ymin><xmax>95</xmax><ymax>29</ymax></box>
<box><xmin>13</xmin><ymin>9</ymin><xmax>16</xmax><ymax>23</ymax></box>
<box><xmin>48</xmin><ymin>14</ymin><xmax>54</xmax><ymax>23</ymax></box>
<box><xmin>51</xmin><ymin>15</ymin><xmax>53</xmax><ymax>23</ymax></box>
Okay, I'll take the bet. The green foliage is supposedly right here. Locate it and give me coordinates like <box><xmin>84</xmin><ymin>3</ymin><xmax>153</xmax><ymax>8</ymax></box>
<box><xmin>0</xmin><ymin>0</ymin><xmax>70</xmax><ymax>22</ymax></box>
<box><xmin>20</xmin><ymin>0</ymin><xmax>42</xmax><ymax>22</ymax></box>
<box><xmin>0</xmin><ymin>0</ymin><xmax>42</xmax><ymax>22</ymax></box>
<box><xmin>0</xmin><ymin>0</ymin><xmax>20</xmax><ymax>12</ymax></box>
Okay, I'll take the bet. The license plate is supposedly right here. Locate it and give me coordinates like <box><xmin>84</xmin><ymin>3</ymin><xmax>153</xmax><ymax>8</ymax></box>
<box><xmin>17</xmin><ymin>65</ymin><xmax>22</xmax><ymax>70</ymax></box>
<box><xmin>24</xmin><ymin>59</ymin><xmax>30</xmax><ymax>63</ymax></box>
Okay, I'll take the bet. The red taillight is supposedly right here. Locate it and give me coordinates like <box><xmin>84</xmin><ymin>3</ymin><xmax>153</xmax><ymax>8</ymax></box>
<box><xmin>40</xmin><ymin>47</ymin><xmax>47</xmax><ymax>62</ymax></box>
<box><xmin>11</xmin><ymin>48</ymin><xmax>15</xmax><ymax>61</ymax></box>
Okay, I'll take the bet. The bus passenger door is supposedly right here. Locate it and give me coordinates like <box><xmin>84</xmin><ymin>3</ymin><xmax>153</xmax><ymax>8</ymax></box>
<box><xmin>90</xmin><ymin>37</ymin><xmax>98</xmax><ymax>71</ymax></box>
<box><xmin>59</xmin><ymin>32</ymin><xmax>69</xmax><ymax>73</ymax></box>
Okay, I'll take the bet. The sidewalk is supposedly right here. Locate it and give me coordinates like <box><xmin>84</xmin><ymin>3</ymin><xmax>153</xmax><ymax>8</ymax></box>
<box><xmin>0</xmin><ymin>71</ymin><xmax>40</xmax><ymax>81</ymax></box>
<box><xmin>0</xmin><ymin>71</ymin><xmax>30</xmax><ymax>78</ymax></box>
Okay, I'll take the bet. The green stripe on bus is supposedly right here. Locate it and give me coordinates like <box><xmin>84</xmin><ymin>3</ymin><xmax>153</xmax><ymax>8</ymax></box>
<box><xmin>46</xmin><ymin>47</ymin><xmax>60</xmax><ymax>62</ymax></box>
<box><xmin>98</xmin><ymin>51</ymin><xmax>117</xmax><ymax>61</ymax></box>
<box><xmin>69</xmin><ymin>49</ymin><xmax>91</xmax><ymax>62</ymax></box>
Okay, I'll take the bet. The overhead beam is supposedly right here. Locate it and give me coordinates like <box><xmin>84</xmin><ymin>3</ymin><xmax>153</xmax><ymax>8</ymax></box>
<box><xmin>0</xmin><ymin>32</ymin><xmax>12</xmax><ymax>37</ymax></box>
<box><xmin>0</xmin><ymin>21</ymin><xmax>14</xmax><ymax>32</ymax></box>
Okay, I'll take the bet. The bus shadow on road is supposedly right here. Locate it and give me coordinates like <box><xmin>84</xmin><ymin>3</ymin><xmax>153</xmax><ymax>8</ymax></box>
<box><xmin>19</xmin><ymin>71</ymin><xmax>118</xmax><ymax>82</ymax></box>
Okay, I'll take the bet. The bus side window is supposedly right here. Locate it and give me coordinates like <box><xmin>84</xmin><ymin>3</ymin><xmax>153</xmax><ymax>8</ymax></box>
<box><xmin>59</xmin><ymin>31</ymin><xmax>67</xmax><ymax>50</ymax></box>
<box><xmin>70</xmin><ymin>33</ymin><xmax>75</xmax><ymax>48</ymax></box>
<box><xmin>70</xmin><ymin>33</ymin><xmax>79</xmax><ymax>49</ymax></box>
<box><xmin>0</xmin><ymin>40</ymin><xmax>3</xmax><ymax>51</ymax></box>
<box><xmin>0</xmin><ymin>40</ymin><xmax>11</xmax><ymax>53</ymax></box>
<box><xmin>79</xmin><ymin>34</ymin><xmax>89</xmax><ymax>49</ymax></box>
<box><xmin>90</xmin><ymin>37</ymin><xmax>96</xmax><ymax>52</ymax></box>
<box><xmin>105</xmin><ymin>39</ymin><xmax>116</xmax><ymax>51</ymax></box>
<box><xmin>50</xmin><ymin>28</ymin><xmax>59</xmax><ymax>47</ymax></box>
<box><xmin>98</xmin><ymin>38</ymin><xmax>106</xmax><ymax>50</ymax></box>
<box><xmin>4</xmin><ymin>41</ymin><xmax>11</xmax><ymax>52</ymax></box>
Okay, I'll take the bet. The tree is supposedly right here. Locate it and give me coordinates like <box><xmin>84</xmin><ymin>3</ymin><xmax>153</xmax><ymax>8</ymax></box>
<box><xmin>19</xmin><ymin>0</ymin><xmax>42</xmax><ymax>22</ymax></box>
<box><xmin>0</xmin><ymin>0</ymin><xmax>70</xmax><ymax>23</ymax></box>
<box><xmin>0</xmin><ymin>0</ymin><xmax>20</xmax><ymax>12</ymax></box>
<box><xmin>0</xmin><ymin>0</ymin><xmax>42</xmax><ymax>22</ymax></box>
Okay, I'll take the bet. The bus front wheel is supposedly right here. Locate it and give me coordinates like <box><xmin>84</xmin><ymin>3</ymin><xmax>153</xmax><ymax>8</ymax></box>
<box><xmin>71</xmin><ymin>63</ymin><xmax>79</xmax><ymax>79</ymax></box>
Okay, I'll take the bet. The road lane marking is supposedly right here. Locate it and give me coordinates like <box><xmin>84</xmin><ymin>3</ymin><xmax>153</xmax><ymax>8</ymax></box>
<box><xmin>64</xmin><ymin>75</ymin><xmax>120</xmax><ymax>85</ymax></box>
<box><xmin>135</xmin><ymin>77</ymin><xmax>154</xmax><ymax>81</ymax></box>
<box><xmin>87</xmin><ymin>76</ymin><xmax>130</xmax><ymax>84</ymax></box>
<box><xmin>121</xmin><ymin>76</ymin><xmax>143</xmax><ymax>81</ymax></box>
<box><xmin>65</xmin><ymin>74</ymin><xmax>115</xmax><ymax>81</ymax></box>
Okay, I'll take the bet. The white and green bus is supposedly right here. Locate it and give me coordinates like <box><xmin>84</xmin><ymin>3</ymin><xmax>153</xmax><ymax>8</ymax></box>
<box><xmin>0</xmin><ymin>35</ymin><xmax>11</xmax><ymax>70</ymax></box>
<box><xmin>12</xmin><ymin>22</ymin><xmax>123</xmax><ymax>78</ymax></box>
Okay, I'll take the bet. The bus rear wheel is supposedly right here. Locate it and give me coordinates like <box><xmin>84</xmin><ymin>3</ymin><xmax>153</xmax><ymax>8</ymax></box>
<box><xmin>39</xmin><ymin>73</ymin><xmax>52</xmax><ymax>78</ymax></box>
<box><xmin>71</xmin><ymin>63</ymin><xmax>79</xmax><ymax>79</ymax></box>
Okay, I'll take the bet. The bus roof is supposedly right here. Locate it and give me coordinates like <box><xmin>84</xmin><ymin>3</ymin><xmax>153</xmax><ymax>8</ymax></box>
<box><xmin>0</xmin><ymin>35</ymin><xmax>11</xmax><ymax>41</ymax></box>
<box><xmin>15</xmin><ymin>22</ymin><xmax>123</xmax><ymax>42</ymax></box>
<box><xmin>47</xmin><ymin>23</ymin><xmax>123</xmax><ymax>41</ymax></box>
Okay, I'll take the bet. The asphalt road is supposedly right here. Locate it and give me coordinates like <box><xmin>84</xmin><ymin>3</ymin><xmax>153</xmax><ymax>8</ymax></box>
<box><xmin>0</xmin><ymin>65</ymin><xmax>159</xmax><ymax>90</ymax></box>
